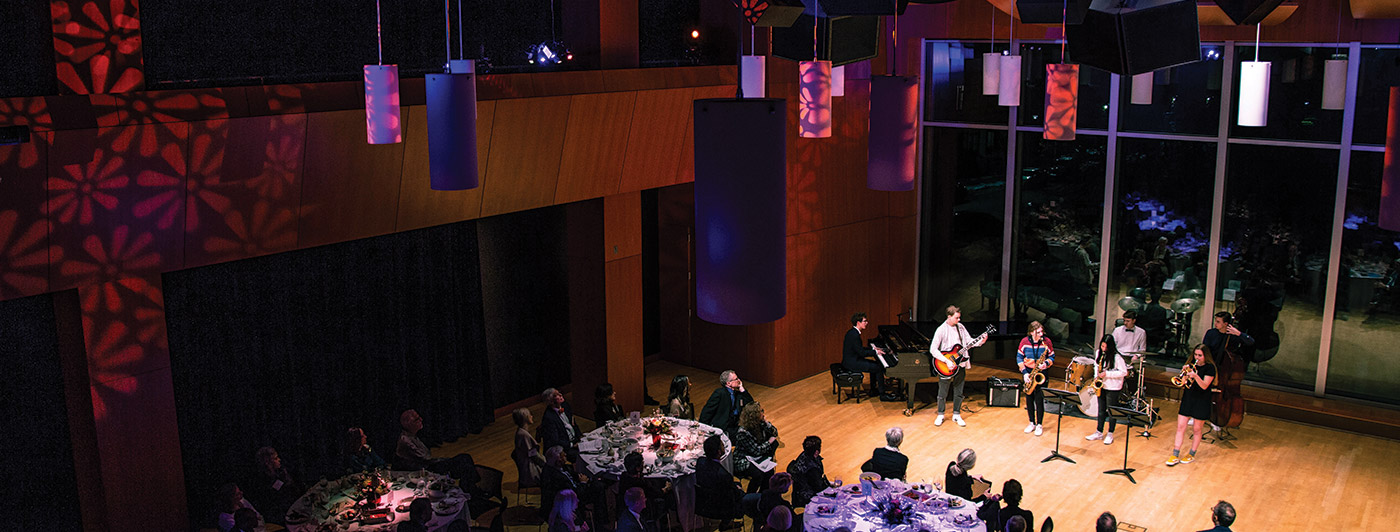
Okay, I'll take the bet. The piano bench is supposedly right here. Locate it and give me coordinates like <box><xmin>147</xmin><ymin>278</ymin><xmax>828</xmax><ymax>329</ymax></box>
<box><xmin>830</xmin><ymin>363</ymin><xmax>866</xmax><ymax>404</ymax></box>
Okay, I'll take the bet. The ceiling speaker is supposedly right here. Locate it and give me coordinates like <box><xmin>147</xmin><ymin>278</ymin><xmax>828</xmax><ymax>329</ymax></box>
<box><xmin>1016</xmin><ymin>0</ymin><xmax>1094</xmax><ymax>24</ymax></box>
<box><xmin>1213</xmin><ymin>0</ymin><xmax>1287</xmax><ymax>25</ymax></box>
<box><xmin>1067</xmin><ymin>0</ymin><xmax>1201</xmax><ymax>76</ymax></box>
<box><xmin>773</xmin><ymin>14</ymin><xmax>880</xmax><ymax>67</ymax></box>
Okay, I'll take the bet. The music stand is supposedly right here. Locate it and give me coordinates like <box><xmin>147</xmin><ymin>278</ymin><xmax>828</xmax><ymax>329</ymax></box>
<box><xmin>1104</xmin><ymin>406</ymin><xmax>1153</xmax><ymax>484</ymax></box>
<box><xmin>1041</xmin><ymin>388</ymin><xmax>1080</xmax><ymax>464</ymax></box>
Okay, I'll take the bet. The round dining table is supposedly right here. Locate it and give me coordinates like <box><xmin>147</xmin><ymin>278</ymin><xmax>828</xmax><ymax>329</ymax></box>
<box><xmin>576</xmin><ymin>416</ymin><xmax>732</xmax><ymax>531</ymax></box>
<box><xmin>283</xmin><ymin>470</ymin><xmax>470</xmax><ymax>531</ymax></box>
<box><xmin>803</xmin><ymin>479</ymin><xmax>985</xmax><ymax>532</ymax></box>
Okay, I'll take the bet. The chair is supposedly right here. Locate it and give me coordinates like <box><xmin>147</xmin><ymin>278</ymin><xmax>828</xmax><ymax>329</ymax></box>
<box><xmin>513</xmin><ymin>437</ymin><xmax>543</xmax><ymax>507</ymax></box>
<box><xmin>1040</xmin><ymin>515</ymin><xmax>1054</xmax><ymax>532</ymax></box>
<box><xmin>470</xmin><ymin>465</ymin><xmax>509</xmax><ymax>530</ymax></box>
<box><xmin>830</xmin><ymin>363</ymin><xmax>864</xmax><ymax>404</ymax></box>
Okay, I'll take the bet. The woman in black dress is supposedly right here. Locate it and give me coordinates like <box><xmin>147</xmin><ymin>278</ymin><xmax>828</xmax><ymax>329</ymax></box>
<box><xmin>1167</xmin><ymin>344</ymin><xmax>1216</xmax><ymax>466</ymax></box>
<box><xmin>944</xmin><ymin>448</ymin><xmax>988</xmax><ymax>503</ymax></box>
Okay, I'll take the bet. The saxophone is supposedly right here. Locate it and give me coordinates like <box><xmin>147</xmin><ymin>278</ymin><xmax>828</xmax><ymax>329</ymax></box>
<box><xmin>1170</xmin><ymin>363</ymin><xmax>1197</xmax><ymax>388</ymax></box>
<box><xmin>1022</xmin><ymin>350</ymin><xmax>1050</xmax><ymax>395</ymax></box>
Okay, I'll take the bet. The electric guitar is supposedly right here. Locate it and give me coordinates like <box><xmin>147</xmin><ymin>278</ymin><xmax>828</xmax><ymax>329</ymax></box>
<box><xmin>933</xmin><ymin>325</ymin><xmax>995</xmax><ymax>377</ymax></box>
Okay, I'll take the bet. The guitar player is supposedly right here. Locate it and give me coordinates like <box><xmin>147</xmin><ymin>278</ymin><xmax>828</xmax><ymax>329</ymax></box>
<box><xmin>931</xmin><ymin>305</ymin><xmax>987</xmax><ymax>427</ymax></box>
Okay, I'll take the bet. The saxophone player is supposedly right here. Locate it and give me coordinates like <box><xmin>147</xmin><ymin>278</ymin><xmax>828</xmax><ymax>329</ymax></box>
<box><xmin>1085</xmin><ymin>334</ymin><xmax>1129</xmax><ymax>445</ymax></box>
<box><xmin>1016</xmin><ymin>321</ymin><xmax>1054</xmax><ymax>436</ymax></box>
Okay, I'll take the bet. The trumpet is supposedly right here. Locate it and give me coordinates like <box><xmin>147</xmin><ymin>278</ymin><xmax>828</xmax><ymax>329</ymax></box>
<box><xmin>1170</xmin><ymin>363</ymin><xmax>1197</xmax><ymax>388</ymax></box>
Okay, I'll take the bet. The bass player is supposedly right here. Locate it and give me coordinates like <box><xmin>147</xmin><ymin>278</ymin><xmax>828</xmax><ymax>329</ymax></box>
<box><xmin>1016</xmin><ymin>321</ymin><xmax>1054</xmax><ymax>436</ymax></box>
<box><xmin>931</xmin><ymin>305</ymin><xmax>987</xmax><ymax>428</ymax></box>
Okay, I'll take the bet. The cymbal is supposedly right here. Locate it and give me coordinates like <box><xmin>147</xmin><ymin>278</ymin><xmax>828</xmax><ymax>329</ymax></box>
<box><xmin>1170</xmin><ymin>298</ymin><xmax>1201</xmax><ymax>313</ymax></box>
<box><xmin>1117</xmin><ymin>296</ymin><xmax>1146</xmax><ymax>312</ymax></box>
<box><xmin>1180</xmin><ymin>288</ymin><xmax>1205</xmax><ymax>301</ymax></box>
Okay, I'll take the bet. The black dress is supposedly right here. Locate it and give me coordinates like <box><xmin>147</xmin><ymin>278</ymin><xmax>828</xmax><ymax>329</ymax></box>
<box><xmin>1179</xmin><ymin>363</ymin><xmax>1216</xmax><ymax>420</ymax></box>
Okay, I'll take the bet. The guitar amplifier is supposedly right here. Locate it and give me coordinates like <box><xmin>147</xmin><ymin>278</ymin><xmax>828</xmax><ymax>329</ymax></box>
<box><xmin>987</xmin><ymin>377</ymin><xmax>1021</xmax><ymax>407</ymax></box>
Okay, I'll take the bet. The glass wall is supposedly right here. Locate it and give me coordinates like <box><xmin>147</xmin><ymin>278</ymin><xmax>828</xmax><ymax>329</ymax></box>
<box><xmin>1353</xmin><ymin>47</ymin><xmax>1400</xmax><ymax>146</ymax></box>
<box><xmin>1328</xmin><ymin>151</ymin><xmax>1400</xmax><ymax>403</ymax></box>
<box><xmin>1017</xmin><ymin>43</ymin><xmax>1112</xmax><ymax>131</ymax></box>
<box><xmin>1011</xmin><ymin>133</ymin><xmax>1106</xmax><ymax>347</ymax></box>
<box><xmin>920</xmin><ymin>127</ymin><xmax>1007</xmax><ymax>322</ymax></box>
<box><xmin>924</xmin><ymin>41</ymin><xmax>1010</xmax><ymax>125</ymax></box>
<box><xmin>1107</xmin><ymin>139</ymin><xmax>1217</xmax><ymax>361</ymax></box>
<box><xmin>1230</xmin><ymin>45</ymin><xmax>1345</xmax><ymax>142</ymax></box>
<box><xmin>1119</xmin><ymin>46</ymin><xmax>1224</xmax><ymax>136</ymax></box>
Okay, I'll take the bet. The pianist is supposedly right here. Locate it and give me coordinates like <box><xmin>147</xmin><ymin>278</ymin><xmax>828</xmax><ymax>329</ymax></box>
<box><xmin>844</xmin><ymin>313</ymin><xmax>899</xmax><ymax>402</ymax></box>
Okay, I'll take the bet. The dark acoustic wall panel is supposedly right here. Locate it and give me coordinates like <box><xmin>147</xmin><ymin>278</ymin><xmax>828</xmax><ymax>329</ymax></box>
<box><xmin>0</xmin><ymin>294</ymin><xmax>83</xmax><ymax>530</ymax></box>
<box><xmin>1068</xmin><ymin>0</ymin><xmax>1201</xmax><ymax>76</ymax></box>
<box><xmin>0</xmin><ymin>0</ymin><xmax>56</xmax><ymax>97</ymax></box>
<box><xmin>773</xmin><ymin>14</ymin><xmax>880</xmax><ymax>67</ymax></box>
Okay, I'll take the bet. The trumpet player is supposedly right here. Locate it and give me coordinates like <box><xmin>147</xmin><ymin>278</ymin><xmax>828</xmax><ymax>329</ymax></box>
<box><xmin>1016</xmin><ymin>321</ymin><xmax>1054</xmax><ymax>436</ymax></box>
<box><xmin>1167</xmin><ymin>344</ymin><xmax>1217</xmax><ymax>466</ymax></box>
<box><xmin>1085</xmin><ymin>334</ymin><xmax>1128</xmax><ymax>445</ymax></box>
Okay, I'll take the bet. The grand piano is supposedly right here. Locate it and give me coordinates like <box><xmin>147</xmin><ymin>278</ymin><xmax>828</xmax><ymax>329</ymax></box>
<box><xmin>871</xmin><ymin>320</ymin><xmax>936</xmax><ymax>416</ymax></box>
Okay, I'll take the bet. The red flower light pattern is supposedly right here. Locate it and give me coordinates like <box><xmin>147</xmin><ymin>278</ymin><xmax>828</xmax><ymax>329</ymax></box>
<box><xmin>51</xmin><ymin>0</ymin><xmax>145</xmax><ymax>95</ymax></box>
<box><xmin>0</xmin><ymin>211</ymin><xmax>57</xmax><ymax>299</ymax></box>
<box><xmin>49</xmin><ymin>149</ymin><xmax>129</xmax><ymax>226</ymax></box>
<box><xmin>799</xmin><ymin>61</ymin><xmax>833</xmax><ymax>139</ymax></box>
<box><xmin>0</xmin><ymin>97</ymin><xmax>54</xmax><ymax>131</ymax></box>
<box><xmin>78</xmin><ymin>276</ymin><xmax>168</xmax><ymax>421</ymax></box>
<box><xmin>734</xmin><ymin>0</ymin><xmax>771</xmax><ymax>25</ymax></box>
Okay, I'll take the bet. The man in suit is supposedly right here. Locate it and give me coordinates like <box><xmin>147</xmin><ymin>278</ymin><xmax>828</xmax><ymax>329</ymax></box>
<box><xmin>538</xmin><ymin>388</ymin><xmax>582</xmax><ymax>453</ymax></box>
<box><xmin>695</xmin><ymin>435</ymin><xmax>743</xmax><ymax>526</ymax></box>
<box><xmin>1198</xmin><ymin>500</ymin><xmax>1236</xmax><ymax>532</ymax></box>
<box><xmin>843</xmin><ymin>312</ymin><xmax>896</xmax><ymax>401</ymax></box>
<box><xmin>616</xmin><ymin>487</ymin><xmax>648</xmax><ymax>532</ymax></box>
<box><xmin>699</xmin><ymin>370</ymin><xmax>754</xmax><ymax>435</ymax></box>
<box><xmin>861</xmin><ymin>427</ymin><xmax>909</xmax><ymax>481</ymax></box>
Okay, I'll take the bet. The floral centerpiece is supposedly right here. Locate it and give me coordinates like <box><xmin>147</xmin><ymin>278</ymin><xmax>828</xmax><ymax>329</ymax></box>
<box><xmin>875</xmin><ymin>495</ymin><xmax>916</xmax><ymax>526</ymax></box>
<box><xmin>642</xmin><ymin>416</ymin><xmax>674</xmax><ymax>446</ymax></box>
<box><xmin>354</xmin><ymin>471</ymin><xmax>390</xmax><ymax>509</ymax></box>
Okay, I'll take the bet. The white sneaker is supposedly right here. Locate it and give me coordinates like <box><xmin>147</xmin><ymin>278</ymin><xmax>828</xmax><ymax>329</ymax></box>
<box><xmin>935</xmin><ymin>415</ymin><xmax>945</xmax><ymax>426</ymax></box>
<box><xmin>953</xmin><ymin>415</ymin><xmax>966</xmax><ymax>427</ymax></box>
<box><xmin>1024</xmin><ymin>422</ymin><xmax>1036</xmax><ymax>434</ymax></box>
<box><xmin>1085</xmin><ymin>431</ymin><xmax>1103</xmax><ymax>441</ymax></box>
<box><xmin>1104</xmin><ymin>433</ymin><xmax>1115</xmax><ymax>445</ymax></box>
<box><xmin>1034</xmin><ymin>424</ymin><xmax>1043</xmax><ymax>436</ymax></box>
<box><xmin>1187</xmin><ymin>419</ymin><xmax>1195</xmax><ymax>426</ymax></box>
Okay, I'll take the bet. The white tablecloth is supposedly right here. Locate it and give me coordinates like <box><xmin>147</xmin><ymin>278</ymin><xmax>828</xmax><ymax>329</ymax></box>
<box><xmin>577</xmin><ymin>417</ymin><xmax>732</xmax><ymax>531</ymax></box>
<box><xmin>285</xmin><ymin>470</ymin><xmax>470</xmax><ymax>532</ymax></box>
<box><xmin>803</xmin><ymin>479</ymin><xmax>984</xmax><ymax>532</ymax></box>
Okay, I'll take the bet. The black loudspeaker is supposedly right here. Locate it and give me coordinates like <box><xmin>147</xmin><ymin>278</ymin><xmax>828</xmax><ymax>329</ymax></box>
<box><xmin>754</xmin><ymin>0</ymin><xmax>806</xmax><ymax>27</ymax></box>
<box><xmin>773</xmin><ymin>14</ymin><xmax>880</xmax><ymax>67</ymax></box>
<box><xmin>987</xmin><ymin>377</ymin><xmax>1021</xmax><ymax>407</ymax></box>
<box><xmin>1067</xmin><ymin>0</ymin><xmax>1201</xmax><ymax>76</ymax></box>
<box><xmin>1214</xmin><ymin>0</ymin><xmax>1287</xmax><ymax>25</ymax></box>
<box><xmin>816</xmin><ymin>0</ymin><xmax>910</xmax><ymax>16</ymax></box>
<box><xmin>1016</xmin><ymin>0</ymin><xmax>1094</xmax><ymax>24</ymax></box>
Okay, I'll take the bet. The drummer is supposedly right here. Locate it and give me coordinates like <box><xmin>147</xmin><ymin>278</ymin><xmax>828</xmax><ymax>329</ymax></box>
<box><xmin>1111</xmin><ymin>310</ymin><xmax>1147</xmax><ymax>357</ymax></box>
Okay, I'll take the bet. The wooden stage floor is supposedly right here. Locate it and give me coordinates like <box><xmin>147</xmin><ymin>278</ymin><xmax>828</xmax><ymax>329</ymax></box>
<box><xmin>439</xmin><ymin>360</ymin><xmax>1400</xmax><ymax>531</ymax></box>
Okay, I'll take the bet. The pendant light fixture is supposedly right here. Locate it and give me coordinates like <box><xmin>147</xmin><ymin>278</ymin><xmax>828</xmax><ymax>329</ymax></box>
<box><xmin>1381</xmin><ymin>88</ymin><xmax>1400</xmax><ymax>231</ymax></box>
<box><xmin>693</xmin><ymin>4</ymin><xmax>788</xmax><ymax>325</ymax></box>
<box><xmin>1322</xmin><ymin>0</ymin><xmax>1347</xmax><ymax>110</ymax></box>
<box><xmin>998</xmin><ymin>14</ymin><xmax>1021</xmax><ymax>107</ymax></box>
<box><xmin>799</xmin><ymin>16</ymin><xmax>832</xmax><ymax>138</ymax></box>
<box><xmin>1130</xmin><ymin>72</ymin><xmax>1153</xmax><ymax>105</ymax></box>
<box><xmin>869</xmin><ymin>0</ymin><xmax>918</xmax><ymax>191</ymax></box>
<box><xmin>1238</xmin><ymin>24</ymin><xmax>1270</xmax><ymax>127</ymax></box>
<box><xmin>426</xmin><ymin>0</ymin><xmax>479</xmax><ymax>189</ymax></box>
<box><xmin>364</xmin><ymin>0</ymin><xmax>402</xmax><ymax>144</ymax></box>
<box><xmin>1043</xmin><ymin>0</ymin><xmax>1078</xmax><ymax>140</ymax></box>
<box><xmin>741</xmin><ymin>21</ymin><xmax>766</xmax><ymax>98</ymax></box>
<box><xmin>832</xmin><ymin>65</ymin><xmax>846</xmax><ymax>97</ymax></box>
<box><xmin>983</xmin><ymin>8</ymin><xmax>1001</xmax><ymax>96</ymax></box>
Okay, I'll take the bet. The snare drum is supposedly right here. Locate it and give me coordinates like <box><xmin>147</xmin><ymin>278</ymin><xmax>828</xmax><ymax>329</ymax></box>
<box><xmin>1067</xmin><ymin>356</ymin><xmax>1096</xmax><ymax>388</ymax></box>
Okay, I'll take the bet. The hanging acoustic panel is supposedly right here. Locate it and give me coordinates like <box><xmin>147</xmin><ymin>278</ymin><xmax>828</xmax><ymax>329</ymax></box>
<box><xmin>693</xmin><ymin>98</ymin><xmax>788</xmax><ymax>325</ymax></box>
<box><xmin>425</xmin><ymin>72</ymin><xmax>480</xmax><ymax>190</ymax></box>
<box><xmin>363</xmin><ymin>65</ymin><xmax>402</xmax><ymax>144</ymax></box>
<box><xmin>868</xmin><ymin>75</ymin><xmax>918</xmax><ymax>191</ymax></box>
<box><xmin>1044</xmin><ymin>64</ymin><xmax>1079</xmax><ymax>140</ymax></box>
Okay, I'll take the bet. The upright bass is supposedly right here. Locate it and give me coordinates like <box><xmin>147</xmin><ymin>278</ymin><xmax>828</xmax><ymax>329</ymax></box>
<box><xmin>1212</xmin><ymin>334</ymin><xmax>1246</xmax><ymax>429</ymax></box>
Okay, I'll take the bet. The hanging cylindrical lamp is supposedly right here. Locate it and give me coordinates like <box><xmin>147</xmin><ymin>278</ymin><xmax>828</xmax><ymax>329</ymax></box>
<box><xmin>741</xmin><ymin>55</ymin><xmax>766</xmax><ymax>98</ymax></box>
<box><xmin>799</xmin><ymin>60</ymin><xmax>833</xmax><ymax>138</ymax></box>
<box><xmin>363</xmin><ymin>0</ymin><xmax>400</xmax><ymax>144</ymax></box>
<box><xmin>868</xmin><ymin>76</ymin><xmax>918</xmax><ymax>191</ymax></box>
<box><xmin>1238</xmin><ymin>61</ymin><xmax>1271</xmax><ymax>127</ymax></box>
<box><xmin>983</xmin><ymin>53</ymin><xmax>1002</xmax><ymax>95</ymax></box>
<box><xmin>1131</xmin><ymin>72</ymin><xmax>1153</xmax><ymax>105</ymax></box>
<box><xmin>1322</xmin><ymin>56</ymin><xmax>1347</xmax><ymax>110</ymax></box>
<box><xmin>693</xmin><ymin>98</ymin><xmax>788</xmax><ymax>324</ymax></box>
<box><xmin>832</xmin><ymin>64</ymin><xmax>846</xmax><ymax>97</ymax></box>
<box><xmin>998</xmin><ymin>54</ymin><xmax>1022</xmax><ymax>106</ymax></box>
<box><xmin>1380</xmin><ymin>88</ymin><xmax>1400</xmax><ymax>231</ymax></box>
<box><xmin>1044</xmin><ymin>64</ymin><xmax>1078</xmax><ymax>140</ymax></box>
<box><xmin>426</xmin><ymin>67</ymin><xmax>479</xmax><ymax>190</ymax></box>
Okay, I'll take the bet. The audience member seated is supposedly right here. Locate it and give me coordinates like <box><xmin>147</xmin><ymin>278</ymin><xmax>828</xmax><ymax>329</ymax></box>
<box><xmin>541</xmin><ymin>446</ymin><xmax>583</xmax><ymax>518</ymax></box>
<box><xmin>945</xmin><ymin>448</ymin><xmax>988</xmax><ymax>503</ymax></box>
<box><xmin>976</xmin><ymin>479</ymin><xmax>1033</xmax><ymax>532</ymax></box>
<box><xmin>244</xmin><ymin>446</ymin><xmax>302</xmax><ymax>526</ymax></box>
<box><xmin>616</xmin><ymin>452</ymin><xmax>667</xmax><ymax>522</ymax></box>
<box><xmin>228</xmin><ymin>507</ymin><xmax>260</xmax><ymax>532</ymax></box>
<box><xmin>512</xmin><ymin>407</ymin><xmax>547</xmax><ymax>491</ymax></box>
<box><xmin>695</xmin><ymin>435</ymin><xmax>744</xmax><ymax>525</ymax></box>
<box><xmin>1200</xmin><ymin>500</ymin><xmax>1236</xmax><ymax>532</ymax></box>
<box><xmin>616</xmin><ymin>487</ymin><xmax>649</xmax><ymax>532</ymax></box>
<box><xmin>787</xmin><ymin>435</ymin><xmax>842</xmax><ymax>507</ymax></box>
<box><xmin>396</xmin><ymin>497</ymin><xmax>432</xmax><ymax>532</ymax></box>
<box><xmin>1096</xmin><ymin>512</ymin><xmax>1117</xmax><ymax>532</ymax></box>
<box><xmin>395</xmin><ymin>409</ymin><xmax>480</xmax><ymax>486</ymax></box>
<box><xmin>759</xmin><ymin>506</ymin><xmax>793</xmax><ymax>532</ymax></box>
<box><xmin>733</xmin><ymin>403</ymin><xmax>779</xmax><ymax>493</ymax></box>
<box><xmin>1005</xmin><ymin>515</ymin><xmax>1028</xmax><ymax>532</ymax></box>
<box><xmin>548</xmin><ymin>489</ymin><xmax>590</xmax><ymax>532</ymax></box>
<box><xmin>861</xmin><ymin>427</ymin><xmax>908</xmax><ymax>481</ymax></box>
<box><xmin>665</xmin><ymin>375</ymin><xmax>695</xmax><ymax>420</ymax></box>
<box><xmin>540</xmin><ymin>388</ymin><xmax>584</xmax><ymax>453</ymax></box>
<box><xmin>699</xmin><ymin>370</ymin><xmax>754</xmax><ymax>436</ymax></box>
<box><xmin>595</xmin><ymin>383</ymin><xmax>626</xmax><ymax>425</ymax></box>
<box><xmin>342</xmin><ymin>427</ymin><xmax>387</xmax><ymax>474</ymax></box>
<box><xmin>214</xmin><ymin>483</ymin><xmax>263</xmax><ymax>532</ymax></box>
<box><xmin>758</xmin><ymin>473</ymin><xmax>797</xmax><ymax>531</ymax></box>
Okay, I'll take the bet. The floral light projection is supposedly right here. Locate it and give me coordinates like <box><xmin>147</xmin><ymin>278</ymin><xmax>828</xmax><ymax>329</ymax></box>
<box><xmin>799</xmin><ymin>60</ymin><xmax>832</xmax><ymax>138</ymax></box>
<box><xmin>50</xmin><ymin>0</ymin><xmax>145</xmax><ymax>95</ymax></box>
<box><xmin>48</xmin><ymin>149</ymin><xmax>128</xmax><ymax>226</ymax></box>
<box><xmin>78</xmin><ymin>276</ymin><xmax>168</xmax><ymax>421</ymax></box>
<box><xmin>0</xmin><ymin>97</ymin><xmax>54</xmax><ymax>132</ymax></box>
<box><xmin>735</xmin><ymin>0</ymin><xmax>771</xmax><ymax>24</ymax></box>
<box><xmin>1043</xmin><ymin>64</ymin><xmax>1078</xmax><ymax>141</ymax></box>
<box><xmin>0</xmin><ymin>211</ymin><xmax>57</xmax><ymax>299</ymax></box>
